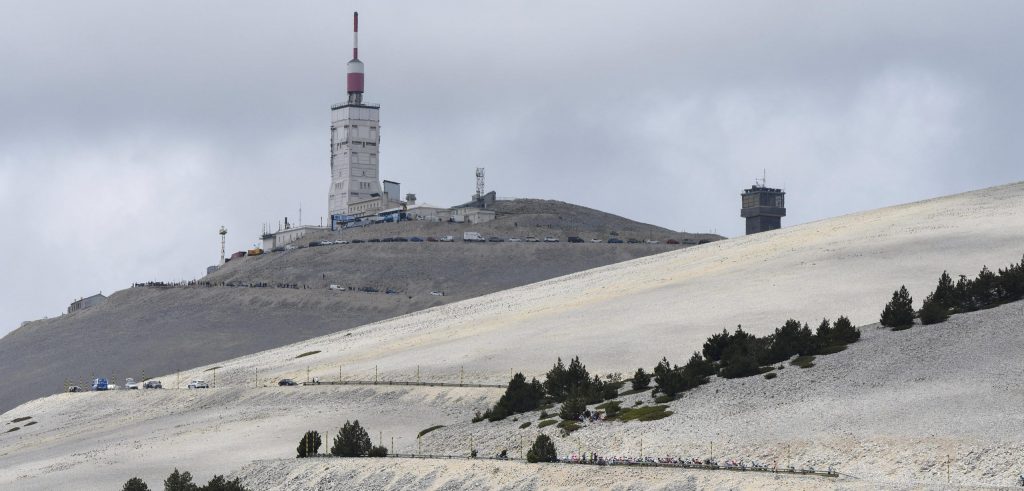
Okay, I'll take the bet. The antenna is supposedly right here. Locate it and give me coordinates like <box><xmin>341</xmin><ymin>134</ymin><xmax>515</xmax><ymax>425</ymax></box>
<box><xmin>475</xmin><ymin>167</ymin><xmax>485</xmax><ymax>199</ymax></box>
<box><xmin>218</xmin><ymin>226</ymin><xmax>227</xmax><ymax>265</ymax></box>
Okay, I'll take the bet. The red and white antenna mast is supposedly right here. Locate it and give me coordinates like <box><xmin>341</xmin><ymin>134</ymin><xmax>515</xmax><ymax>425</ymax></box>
<box><xmin>347</xmin><ymin>11</ymin><xmax>365</xmax><ymax>105</ymax></box>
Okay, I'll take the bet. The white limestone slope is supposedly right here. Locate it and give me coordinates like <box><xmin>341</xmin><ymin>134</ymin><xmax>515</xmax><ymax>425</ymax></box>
<box><xmin>1</xmin><ymin>182</ymin><xmax>1023</xmax><ymax>490</ymax></box>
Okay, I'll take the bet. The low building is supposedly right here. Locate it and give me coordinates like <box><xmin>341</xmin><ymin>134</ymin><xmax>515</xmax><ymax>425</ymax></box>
<box><xmin>68</xmin><ymin>293</ymin><xmax>106</xmax><ymax>314</ymax></box>
<box><xmin>261</xmin><ymin>225</ymin><xmax>329</xmax><ymax>250</ymax></box>
<box><xmin>404</xmin><ymin>203</ymin><xmax>451</xmax><ymax>222</ymax></box>
<box><xmin>452</xmin><ymin>207</ymin><xmax>496</xmax><ymax>224</ymax></box>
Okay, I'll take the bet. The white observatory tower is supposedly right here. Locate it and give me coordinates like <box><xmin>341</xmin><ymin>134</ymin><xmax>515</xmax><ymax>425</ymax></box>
<box><xmin>328</xmin><ymin>11</ymin><xmax>384</xmax><ymax>219</ymax></box>
<box><xmin>219</xmin><ymin>226</ymin><xmax>227</xmax><ymax>265</ymax></box>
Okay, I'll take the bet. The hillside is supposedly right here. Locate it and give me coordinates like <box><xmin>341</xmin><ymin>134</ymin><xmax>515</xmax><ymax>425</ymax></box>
<box><xmin>1</xmin><ymin>182</ymin><xmax>1022</xmax><ymax>490</ymax></box>
<box><xmin>0</xmin><ymin>199</ymin><xmax>715</xmax><ymax>414</ymax></box>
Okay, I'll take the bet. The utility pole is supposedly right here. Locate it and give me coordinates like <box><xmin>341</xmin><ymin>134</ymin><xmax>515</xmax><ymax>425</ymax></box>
<box><xmin>460</xmin><ymin>366</ymin><xmax>464</xmax><ymax>385</ymax></box>
<box><xmin>375</xmin><ymin>365</ymin><xmax>378</xmax><ymax>384</ymax></box>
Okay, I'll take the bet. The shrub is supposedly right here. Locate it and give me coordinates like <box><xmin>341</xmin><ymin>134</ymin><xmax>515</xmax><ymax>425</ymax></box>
<box><xmin>557</xmin><ymin>420</ymin><xmax>581</xmax><ymax>436</ymax></box>
<box><xmin>654</xmin><ymin>395</ymin><xmax>674</xmax><ymax>404</ymax></box>
<box><xmin>164</xmin><ymin>469</ymin><xmax>198</xmax><ymax>491</ymax></box>
<box><xmin>919</xmin><ymin>293</ymin><xmax>950</xmax><ymax>325</ymax></box>
<box><xmin>559</xmin><ymin>395</ymin><xmax>587</xmax><ymax>421</ymax></box>
<box><xmin>368</xmin><ymin>445</ymin><xmax>388</xmax><ymax>457</ymax></box>
<box><xmin>526</xmin><ymin>434</ymin><xmax>558</xmax><ymax>463</ymax></box>
<box><xmin>330</xmin><ymin>420</ymin><xmax>372</xmax><ymax>457</ymax></box>
<box><xmin>296</xmin><ymin>430</ymin><xmax>322</xmax><ymax>458</ymax></box>
<box><xmin>122</xmin><ymin>477</ymin><xmax>150</xmax><ymax>491</ymax></box>
<box><xmin>294</xmin><ymin>350</ymin><xmax>321</xmax><ymax>359</ymax></box>
<box><xmin>418</xmin><ymin>425</ymin><xmax>444</xmax><ymax>438</ymax></box>
<box><xmin>616</xmin><ymin>405</ymin><xmax>673</xmax><ymax>422</ymax></box>
<box><xmin>631</xmin><ymin>368</ymin><xmax>651</xmax><ymax>391</ymax></box>
<box><xmin>519</xmin><ymin>421</ymin><xmax>532</xmax><ymax>429</ymax></box>
<box><xmin>816</xmin><ymin>344</ymin><xmax>847</xmax><ymax>355</ymax></box>
<box><xmin>538</xmin><ymin>410</ymin><xmax>554</xmax><ymax>420</ymax></box>
<box><xmin>543</xmin><ymin>356</ymin><xmax>593</xmax><ymax>402</ymax></box>
<box><xmin>881</xmin><ymin>285</ymin><xmax>915</xmax><ymax>330</ymax></box>
<box><xmin>763</xmin><ymin>372</ymin><xmax>777</xmax><ymax>380</ymax></box>
<box><xmin>766</xmin><ymin>319</ymin><xmax>815</xmax><ymax>363</ymax></box>
<box><xmin>791</xmin><ymin>355</ymin><xmax>815</xmax><ymax>369</ymax></box>
<box><xmin>538</xmin><ymin>419</ymin><xmax>557</xmax><ymax>429</ymax></box>
<box><xmin>634</xmin><ymin>400</ymin><xmax>643</xmax><ymax>406</ymax></box>
<box><xmin>598</xmin><ymin>400</ymin><xmax>621</xmax><ymax>418</ymax></box>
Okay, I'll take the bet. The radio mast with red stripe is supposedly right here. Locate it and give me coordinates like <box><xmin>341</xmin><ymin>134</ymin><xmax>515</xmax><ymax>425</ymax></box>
<box><xmin>347</xmin><ymin>11</ymin><xmax>365</xmax><ymax>104</ymax></box>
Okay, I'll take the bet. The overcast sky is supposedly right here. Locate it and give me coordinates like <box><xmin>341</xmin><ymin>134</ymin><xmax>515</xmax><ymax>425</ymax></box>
<box><xmin>1</xmin><ymin>1</ymin><xmax>1022</xmax><ymax>336</ymax></box>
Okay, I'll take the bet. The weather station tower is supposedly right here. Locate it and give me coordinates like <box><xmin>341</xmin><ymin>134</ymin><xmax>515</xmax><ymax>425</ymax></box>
<box><xmin>740</xmin><ymin>174</ymin><xmax>786</xmax><ymax>235</ymax></box>
<box><xmin>328</xmin><ymin>11</ymin><xmax>384</xmax><ymax>220</ymax></box>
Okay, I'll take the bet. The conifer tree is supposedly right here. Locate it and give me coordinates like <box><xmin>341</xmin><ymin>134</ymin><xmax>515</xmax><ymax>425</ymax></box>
<box><xmin>330</xmin><ymin>420</ymin><xmax>372</xmax><ymax>457</ymax></box>
<box><xmin>526</xmin><ymin>434</ymin><xmax>558</xmax><ymax>463</ymax></box>
<box><xmin>880</xmin><ymin>285</ymin><xmax>915</xmax><ymax>330</ymax></box>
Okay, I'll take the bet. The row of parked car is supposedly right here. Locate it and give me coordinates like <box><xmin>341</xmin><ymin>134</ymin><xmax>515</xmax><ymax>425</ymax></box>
<box><xmin>68</xmin><ymin>377</ymin><xmax>209</xmax><ymax>392</ymax></box>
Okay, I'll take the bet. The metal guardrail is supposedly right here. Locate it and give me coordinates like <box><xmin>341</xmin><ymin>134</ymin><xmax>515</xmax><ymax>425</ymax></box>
<box><xmin>375</xmin><ymin>454</ymin><xmax>839</xmax><ymax>478</ymax></box>
<box><xmin>301</xmin><ymin>380</ymin><xmax>506</xmax><ymax>389</ymax></box>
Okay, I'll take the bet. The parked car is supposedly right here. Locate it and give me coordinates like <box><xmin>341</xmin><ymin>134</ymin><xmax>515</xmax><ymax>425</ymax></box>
<box><xmin>143</xmin><ymin>380</ymin><xmax>163</xmax><ymax>389</ymax></box>
<box><xmin>381</xmin><ymin>237</ymin><xmax>394</xmax><ymax>242</ymax></box>
<box><xmin>426</xmin><ymin>237</ymin><xmax>438</xmax><ymax>242</ymax></box>
<box><xmin>543</xmin><ymin>236</ymin><xmax>559</xmax><ymax>242</ymax></box>
<box><xmin>284</xmin><ymin>244</ymin><xmax>298</xmax><ymax>250</ymax></box>
<box><xmin>67</xmin><ymin>385</ymin><xmax>82</xmax><ymax>393</ymax></box>
<box><xmin>278</xmin><ymin>379</ymin><xmax>298</xmax><ymax>386</ymax></box>
<box><xmin>607</xmin><ymin>238</ymin><xmax>624</xmax><ymax>243</ymax></box>
<box><xmin>525</xmin><ymin>236</ymin><xmax>540</xmax><ymax>242</ymax></box>
<box><xmin>508</xmin><ymin>237</ymin><xmax>522</xmax><ymax>242</ymax></box>
<box><xmin>329</xmin><ymin>284</ymin><xmax>346</xmax><ymax>291</ymax></box>
<box><xmin>409</xmin><ymin>237</ymin><xmax>424</xmax><ymax>242</ymax></box>
<box><xmin>124</xmin><ymin>377</ymin><xmax>140</xmax><ymax>390</ymax></box>
<box><xmin>351</xmin><ymin>239</ymin><xmax>365</xmax><ymax>243</ymax></box>
<box><xmin>430</xmin><ymin>291</ymin><xmax>445</xmax><ymax>296</ymax></box>
<box><xmin>393</xmin><ymin>237</ymin><xmax>409</xmax><ymax>242</ymax></box>
<box><xmin>271</xmin><ymin>246</ymin><xmax>286</xmax><ymax>252</ymax></box>
<box><xmin>666</xmin><ymin>239</ymin><xmax>680</xmax><ymax>244</ymax></box>
<box><xmin>439</xmin><ymin>235</ymin><xmax>454</xmax><ymax>242</ymax></box>
<box><xmin>590</xmin><ymin>238</ymin><xmax>602</xmax><ymax>243</ymax></box>
<box><xmin>92</xmin><ymin>378</ymin><xmax>109</xmax><ymax>391</ymax></box>
<box><xmin>333</xmin><ymin>240</ymin><xmax>349</xmax><ymax>245</ymax></box>
<box><xmin>487</xmin><ymin>237</ymin><xmax>504</xmax><ymax>242</ymax></box>
<box><xmin>644</xmin><ymin>239</ymin><xmax>660</xmax><ymax>244</ymax></box>
<box><xmin>319</xmin><ymin>240</ymin><xmax>333</xmax><ymax>246</ymax></box>
<box><xmin>567</xmin><ymin>236</ymin><xmax>584</xmax><ymax>243</ymax></box>
<box><xmin>368</xmin><ymin>238</ymin><xmax>381</xmax><ymax>243</ymax></box>
<box><xmin>187</xmin><ymin>380</ymin><xmax>210</xmax><ymax>389</ymax></box>
<box><xmin>626</xmin><ymin>238</ymin><xmax>641</xmax><ymax>244</ymax></box>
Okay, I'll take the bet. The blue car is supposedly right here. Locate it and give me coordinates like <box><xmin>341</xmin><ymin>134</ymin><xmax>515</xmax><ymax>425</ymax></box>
<box><xmin>92</xmin><ymin>378</ymin><xmax>109</xmax><ymax>391</ymax></box>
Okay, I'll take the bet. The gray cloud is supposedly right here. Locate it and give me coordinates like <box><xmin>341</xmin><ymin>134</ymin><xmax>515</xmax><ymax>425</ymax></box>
<box><xmin>2</xmin><ymin>1</ymin><xmax>1023</xmax><ymax>334</ymax></box>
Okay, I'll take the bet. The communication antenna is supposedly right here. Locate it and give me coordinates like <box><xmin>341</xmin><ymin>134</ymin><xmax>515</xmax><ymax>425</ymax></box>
<box><xmin>219</xmin><ymin>226</ymin><xmax>227</xmax><ymax>265</ymax></box>
<box><xmin>475</xmin><ymin>167</ymin><xmax>485</xmax><ymax>199</ymax></box>
<box><xmin>299</xmin><ymin>202</ymin><xmax>302</xmax><ymax>226</ymax></box>
<box><xmin>756</xmin><ymin>169</ymin><xmax>767</xmax><ymax>188</ymax></box>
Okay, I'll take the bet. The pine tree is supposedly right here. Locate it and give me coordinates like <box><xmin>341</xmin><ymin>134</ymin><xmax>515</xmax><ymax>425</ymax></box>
<box><xmin>330</xmin><ymin>420</ymin><xmax>372</xmax><ymax>457</ymax></box>
<box><xmin>201</xmin><ymin>475</ymin><xmax>248</xmax><ymax>491</ymax></box>
<box><xmin>296</xmin><ymin>430</ymin><xmax>322</xmax><ymax>458</ymax></box>
<box><xmin>526</xmin><ymin>434</ymin><xmax>558</xmax><ymax>463</ymax></box>
<box><xmin>631</xmin><ymin>367</ymin><xmax>651</xmax><ymax>391</ymax></box>
<box><xmin>558</xmin><ymin>394</ymin><xmax>587</xmax><ymax>421</ymax></box>
<box><xmin>831</xmin><ymin>315</ymin><xmax>860</xmax><ymax>344</ymax></box>
<box><xmin>880</xmin><ymin>285</ymin><xmax>915</xmax><ymax>330</ymax></box>
<box><xmin>919</xmin><ymin>293</ymin><xmax>950</xmax><ymax>325</ymax></box>
<box><xmin>122</xmin><ymin>477</ymin><xmax>150</xmax><ymax>491</ymax></box>
<box><xmin>164</xmin><ymin>469</ymin><xmax>198</xmax><ymax>491</ymax></box>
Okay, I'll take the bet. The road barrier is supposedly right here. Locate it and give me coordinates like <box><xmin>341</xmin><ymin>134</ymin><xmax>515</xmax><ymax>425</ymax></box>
<box><xmin>301</xmin><ymin>380</ymin><xmax>505</xmax><ymax>389</ymax></box>
<box><xmin>334</xmin><ymin>453</ymin><xmax>840</xmax><ymax>478</ymax></box>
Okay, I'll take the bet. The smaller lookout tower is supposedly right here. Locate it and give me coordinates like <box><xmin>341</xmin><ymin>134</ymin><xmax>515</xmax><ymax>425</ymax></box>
<box><xmin>740</xmin><ymin>175</ymin><xmax>786</xmax><ymax>235</ymax></box>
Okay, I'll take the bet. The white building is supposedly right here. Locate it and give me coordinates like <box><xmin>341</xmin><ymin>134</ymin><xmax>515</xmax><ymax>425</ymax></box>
<box><xmin>261</xmin><ymin>225</ymin><xmax>327</xmax><ymax>250</ymax></box>
<box><xmin>67</xmin><ymin>293</ymin><xmax>106</xmax><ymax>314</ymax></box>
<box><xmin>452</xmin><ymin>207</ymin><xmax>496</xmax><ymax>224</ymax></box>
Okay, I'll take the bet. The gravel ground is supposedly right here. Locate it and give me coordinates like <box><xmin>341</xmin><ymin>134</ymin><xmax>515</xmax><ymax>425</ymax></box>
<box><xmin>1</xmin><ymin>182</ymin><xmax>1023</xmax><ymax>490</ymax></box>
